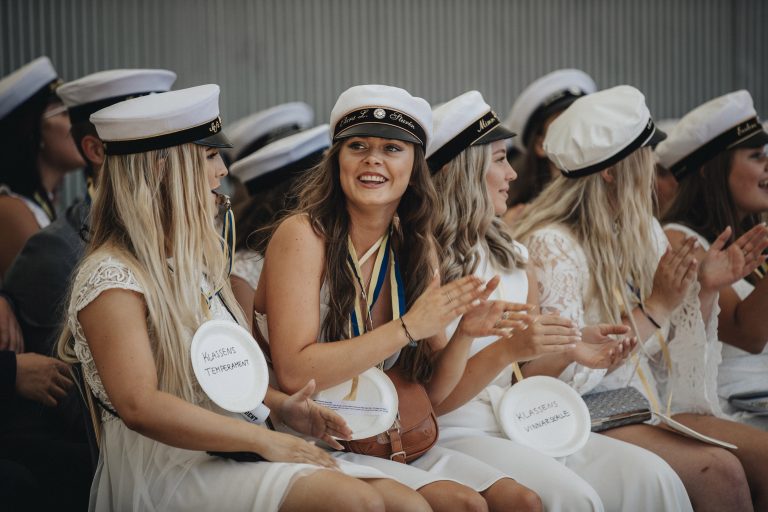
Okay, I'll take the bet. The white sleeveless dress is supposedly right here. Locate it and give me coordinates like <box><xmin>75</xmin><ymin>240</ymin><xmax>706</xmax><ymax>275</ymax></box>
<box><xmin>438</xmin><ymin>242</ymin><xmax>692</xmax><ymax>512</ymax></box>
<box><xmin>254</xmin><ymin>284</ymin><xmax>509</xmax><ymax>492</ymax></box>
<box><xmin>0</xmin><ymin>184</ymin><xmax>51</xmax><ymax>229</ymax></box>
<box><xmin>69</xmin><ymin>254</ymin><xmax>390</xmax><ymax>512</ymax></box>
<box><xmin>665</xmin><ymin>222</ymin><xmax>768</xmax><ymax>429</ymax></box>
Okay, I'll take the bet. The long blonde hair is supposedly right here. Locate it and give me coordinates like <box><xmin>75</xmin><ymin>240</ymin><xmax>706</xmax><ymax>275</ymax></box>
<box><xmin>433</xmin><ymin>144</ymin><xmax>525</xmax><ymax>283</ymax></box>
<box><xmin>58</xmin><ymin>143</ymin><xmax>245</xmax><ymax>403</ymax></box>
<box><xmin>513</xmin><ymin>147</ymin><xmax>657</xmax><ymax>323</ymax></box>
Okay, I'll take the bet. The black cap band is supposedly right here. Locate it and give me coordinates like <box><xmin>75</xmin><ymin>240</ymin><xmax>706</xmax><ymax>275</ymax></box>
<box><xmin>524</xmin><ymin>89</ymin><xmax>588</xmax><ymax>146</ymax></box>
<box><xmin>670</xmin><ymin>117</ymin><xmax>764</xmax><ymax>181</ymax></box>
<box><xmin>103</xmin><ymin>116</ymin><xmax>223</xmax><ymax>155</ymax></box>
<box><xmin>427</xmin><ymin>111</ymin><xmax>502</xmax><ymax>172</ymax></box>
<box><xmin>333</xmin><ymin>107</ymin><xmax>427</xmax><ymax>146</ymax></box>
<box><xmin>562</xmin><ymin>118</ymin><xmax>657</xmax><ymax>178</ymax></box>
<box><xmin>68</xmin><ymin>91</ymin><xmax>161</xmax><ymax>125</ymax></box>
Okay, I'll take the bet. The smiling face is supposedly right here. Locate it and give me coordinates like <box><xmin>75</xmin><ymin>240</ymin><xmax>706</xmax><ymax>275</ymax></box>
<box><xmin>484</xmin><ymin>139</ymin><xmax>518</xmax><ymax>215</ymax></box>
<box><xmin>728</xmin><ymin>146</ymin><xmax>768</xmax><ymax>218</ymax></box>
<box><xmin>338</xmin><ymin>136</ymin><xmax>415</xmax><ymax>212</ymax></box>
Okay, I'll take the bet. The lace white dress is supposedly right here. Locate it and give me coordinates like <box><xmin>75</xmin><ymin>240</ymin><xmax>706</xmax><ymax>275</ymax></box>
<box><xmin>526</xmin><ymin>219</ymin><xmax>725</xmax><ymax>418</ymax></box>
<box><xmin>437</xmin><ymin>243</ymin><xmax>691</xmax><ymax>512</ymax></box>
<box><xmin>665</xmin><ymin>223</ymin><xmax>768</xmax><ymax>429</ymax></box>
<box><xmin>232</xmin><ymin>249</ymin><xmax>264</xmax><ymax>290</ymax></box>
<box><xmin>69</xmin><ymin>253</ymin><xmax>390</xmax><ymax>512</ymax></box>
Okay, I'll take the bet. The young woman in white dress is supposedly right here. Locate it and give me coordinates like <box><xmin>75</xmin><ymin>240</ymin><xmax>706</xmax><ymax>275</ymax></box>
<box><xmin>255</xmin><ymin>84</ymin><xmax>544</xmax><ymax>511</ymax></box>
<box><xmin>427</xmin><ymin>90</ymin><xmax>692</xmax><ymax>512</ymax></box>
<box><xmin>56</xmin><ymin>85</ymin><xmax>431</xmax><ymax>512</ymax></box>
<box><xmin>658</xmin><ymin>90</ymin><xmax>768</xmax><ymax>429</ymax></box>
<box><xmin>514</xmin><ymin>85</ymin><xmax>768</xmax><ymax>511</ymax></box>
<box><xmin>0</xmin><ymin>57</ymin><xmax>84</xmax><ymax>278</ymax></box>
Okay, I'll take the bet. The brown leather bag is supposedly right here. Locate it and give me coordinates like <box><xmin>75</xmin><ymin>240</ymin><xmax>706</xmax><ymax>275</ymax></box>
<box><xmin>342</xmin><ymin>366</ymin><xmax>439</xmax><ymax>463</ymax></box>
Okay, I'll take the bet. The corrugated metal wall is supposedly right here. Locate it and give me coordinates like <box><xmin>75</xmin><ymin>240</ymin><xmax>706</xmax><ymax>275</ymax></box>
<box><xmin>2</xmin><ymin>0</ymin><xmax>766</xmax><ymax>205</ymax></box>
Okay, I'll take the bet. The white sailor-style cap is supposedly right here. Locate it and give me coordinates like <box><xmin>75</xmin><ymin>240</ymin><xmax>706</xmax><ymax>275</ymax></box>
<box><xmin>426</xmin><ymin>91</ymin><xmax>515</xmax><ymax>172</ymax></box>
<box><xmin>57</xmin><ymin>69</ymin><xmax>177</xmax><ymax>125</ymax></box>
<box><xmin>0</xmin><ymin>57</ymin><xmax>59</xmax><ymax>121</ymax></box>
<box><xmin>91</xmin><ymin>84</ymin><xmax>232</xmax><ymax>156</ymax></box>
<box><xmin>544</xmin><ymin>85</ymin><xmax>666</xmax><ymax>178</ymax></box>
<box><xmin>230</xmin><ymin>124</ymin><xmax>329</xmax><ymax>192</ymax></box>
<box><xmin>224</xmin><ymin>102</ymin><xmax>314</xmax><ymax>162</ymax></box>
<box><xmin>655</xmin><ymin>91</ymin><xmax>768</xmax><ymax>181</ymax></box>
<box><xmin>504</xmin><ymin>69</ymin><xmax>597</xmax><ymax>153</ymax></box>
<box><xmin>330</xmin><ymin>84</ymin><xmax>432</xmax><ymax>148</ymax></box>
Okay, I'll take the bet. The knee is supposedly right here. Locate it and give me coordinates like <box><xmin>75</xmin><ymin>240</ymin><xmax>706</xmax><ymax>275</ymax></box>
<box><xmin>452</xmin><ymin>487</ymin><xmax>489</xmax><ymax>512</ymax></box>
<box><xmin>700</xmin><ymin>448</ymin><xmax>748</xmax><ymax>493</ymax></box>
<box><xmin>334</xmin><ymin>485</ymin><xmax>386</xmax><ymax>512</ymax></box>
<box><xmin>514</xmin><ymin>487</ymin><xmax>543</xmax><ymax>512</ymax></box>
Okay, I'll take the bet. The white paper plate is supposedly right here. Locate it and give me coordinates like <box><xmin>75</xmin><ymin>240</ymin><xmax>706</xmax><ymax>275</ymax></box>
<box><xmin>312</xmin><ymin>367</ymin><xmax>398</xmax><ymax>440</ymax></box>
<box><xmin>498</xmin><ymin>375</ymin><xmax>591</xmax><ymax>458</ymax></box>
<box><xmin>190</xmin><ymin>320</ymin><xmax>269</xmax><ymax>413</ymax></box>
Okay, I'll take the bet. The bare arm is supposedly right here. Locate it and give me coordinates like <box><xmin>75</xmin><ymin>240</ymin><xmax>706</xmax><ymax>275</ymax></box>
<box><xmin>79</xmin><ymin>286</ymin><xmax>337</xmax><ymax>467</ymax></box>
<box><xmin>265</xmin><ymin>215</ymin><xmax>412</xmax><ymax>393</ymax></box>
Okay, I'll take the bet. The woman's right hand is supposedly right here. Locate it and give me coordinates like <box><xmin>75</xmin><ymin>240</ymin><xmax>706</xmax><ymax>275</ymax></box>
<box><xmin>259</xmin><ymin>429</ymin><xmax>339</xmax><ymax>469</ymax></box>
<box><xmin>502</xmin><ymin>314</ymin><xmax>580</xmax><ymax>362</ymax></box>
<box><xmin>646</xmin><ymin>237</ymin><xmax>699</xmax><ymax>319</ymax></box>
<box><xmin>401</xmin><ymin>273</ymin><xmax>485</xmax><ymax>341</ymax></box>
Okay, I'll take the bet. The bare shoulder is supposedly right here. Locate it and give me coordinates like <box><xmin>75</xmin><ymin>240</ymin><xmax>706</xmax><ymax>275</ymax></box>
<box><xmin>663</xmin><ymin>228</ymin><xmax>687</xmax><ymax>249</ymax></box>
<box><xmin>0</xmin><ymin>194</ymin><xmax>38</xmax><ymax>228</ymax></box>
<box><xmin>268</xmin><ymin>213</ymin><xmax>325</xmax><ymax>255</ymax></box>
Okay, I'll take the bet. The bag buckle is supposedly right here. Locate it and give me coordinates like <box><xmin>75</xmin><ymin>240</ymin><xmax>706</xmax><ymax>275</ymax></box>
<box><xmin>389</xmin><ymin>450</ymin><xmax>406</xmax><ymax>461</ymax></box>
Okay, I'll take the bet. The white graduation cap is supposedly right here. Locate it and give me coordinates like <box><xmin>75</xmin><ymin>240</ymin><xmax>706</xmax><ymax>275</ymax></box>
<box><xmin>90</xmin><ymin>84</ymin><xmax>232</xmax><ymax>155</ymax></box>
<box><xmin>544</xmin><ymin>85</ymin><xmax>666</xmax><ymax>178</ymax></box>
<box><xmin>0</xmin><ymin>57</ymin><xmax>59</xmax><ymax>121</ymax></box>
<box><xmin>224</xmin><ymin>102</ymin><xmax>314</xmax><ymax>162</ymax></box>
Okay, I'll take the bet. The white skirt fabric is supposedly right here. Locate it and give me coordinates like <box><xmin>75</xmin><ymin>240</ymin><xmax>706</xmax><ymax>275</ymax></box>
<box><xmin>91</xmin><ymin>419</ymin><xmax>391</xmax><ymax>512</ymax></box>
<box><xmin>438</xmin><ymin>392</ymin><xmax>693</xmax><ymax>512</ymax></box>
<box><xmin>334</xmin><ymin>444</ymin><xmax>507</xmax><ymax>492</ymax></box>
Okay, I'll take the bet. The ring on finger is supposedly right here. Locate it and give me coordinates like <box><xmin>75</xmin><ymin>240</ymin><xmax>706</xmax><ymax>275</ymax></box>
<box><xmin>445</xmin><ymin>292</ymin><xmax>455</xmax><ymax>303</ymax></box>
<box><xmin>502</xmin><ymin>311</ymin><xmax>510</xmax><ymax>320</ymax></box>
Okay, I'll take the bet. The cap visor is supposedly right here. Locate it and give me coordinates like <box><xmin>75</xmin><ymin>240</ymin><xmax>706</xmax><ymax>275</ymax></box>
<box><xmin>334</xmin><ymin>123</ymin><xmax>421</xmax><ymax>145</ymax></box>
<box><xmin>647</xmin><ymin>127</ymin><xmax>667</xmax><ymax>148</ymax></box>
<box><xmin>473</xmin><ymin>124</ymin><xmax>516</xmax><ymax>146</ymax></box>
<box><xmin>194</xmin><ymin>131</ymin><xmax>233</xmax><ymax>149</ymax></box>
<box><xmin>730</xmin><ymin>129</ymin><xmax>768</xmax><ymax>149</ymax></box>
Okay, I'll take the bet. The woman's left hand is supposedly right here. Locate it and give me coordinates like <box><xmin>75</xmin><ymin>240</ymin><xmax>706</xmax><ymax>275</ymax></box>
<box><xmin>699</xmin><ymin>224</ymin><xmax>768</xmax><ymax>291</ymax></box>
<box><xmin>279</xmin><ymin>379</ymin><xmax>352</xmax><ymax>450</ymax></box>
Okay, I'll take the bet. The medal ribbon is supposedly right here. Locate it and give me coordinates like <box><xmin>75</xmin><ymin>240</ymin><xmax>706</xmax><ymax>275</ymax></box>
<box><xmin>346</xmin><ymin>229</ymin><xmax>410</xmax><ymax>344</ymax></box>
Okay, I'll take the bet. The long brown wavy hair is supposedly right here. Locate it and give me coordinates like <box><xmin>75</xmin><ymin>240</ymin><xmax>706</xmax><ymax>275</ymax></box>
<box><xmin>290</xmin><ymin>140</ymin><xmax>439</xmax><ymax>382</ymax></box>
<box><xmin>662</xmin><ymin>149</ymin><xmax>762</xmax><ymax>244</ymax></box>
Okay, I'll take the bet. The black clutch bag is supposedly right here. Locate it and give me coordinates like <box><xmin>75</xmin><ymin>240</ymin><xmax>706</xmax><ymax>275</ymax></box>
<box><xmin>728</xmin><ymin>390</ymin><xmax>768</xmax><ymax>415</ymax></box>
<box><xmin>582</xmin><ymin>387</ymin><xmax>652</xmax><ymax>432</ymax></box>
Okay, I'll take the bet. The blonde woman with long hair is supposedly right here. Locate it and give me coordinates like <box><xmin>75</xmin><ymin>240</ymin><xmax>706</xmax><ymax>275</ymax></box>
<box><xmin>427</xmin><ymin>91</ymin><xmax>691</xmax><ymax>512</ymax></box>
<box><xmin>514</xmin><ymin>85</ymin><xmax>768</xmax><ymax>511</ymax></box>
<box><xmin>56</xmin><ymin>85</ymin><xmax>433</xmax><ymax>512</ymax></box>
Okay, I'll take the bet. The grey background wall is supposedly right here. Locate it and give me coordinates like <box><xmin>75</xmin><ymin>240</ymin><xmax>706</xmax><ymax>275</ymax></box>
<box><xmin>2</xmin><ymin>0</ymin><xmax>766</xmax><ymax>205</ymax></box>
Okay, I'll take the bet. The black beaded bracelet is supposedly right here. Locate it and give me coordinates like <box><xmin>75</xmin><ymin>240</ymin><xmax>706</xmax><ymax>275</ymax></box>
<box><xmin>399</xmin><ymin>316</ymin><xmax>417</xmax><ymax>347</ymax></box>
<box><xmin>639</xmin><ymin>304</ymin><xmax>662</xmax><ymax>330</ymax></box>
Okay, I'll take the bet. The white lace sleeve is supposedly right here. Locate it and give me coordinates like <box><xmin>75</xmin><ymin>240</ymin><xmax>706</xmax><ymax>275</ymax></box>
<box><xmin>526</xmin><ymin>227</ymin><xmax>607</xmax><ymax>394</ymax></box>
<box><xmin>68</xmin><ymin>255</ymin><xmax>145</xmax><ymax>421</ymax></box>
<box><xmin>232</xmin><ymin>249</ymin><xmax>264</xmax><ymax>290</ymax></box>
